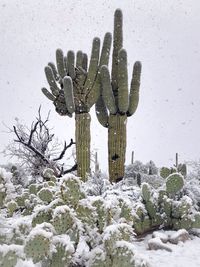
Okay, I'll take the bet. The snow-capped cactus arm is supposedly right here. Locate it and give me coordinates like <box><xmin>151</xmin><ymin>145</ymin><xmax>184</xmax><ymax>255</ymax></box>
<box><xmin>118</xmin><ymin>49</ymin><xmax>129</xmax><ymax>114</ymax></box>
<box><xmin>41</xmin><ymin>87</ymin><xmax>56</xmax><ymax>101</ymax></box>
<box><xmin>63</xmin><ymin>76</ymin><xmax>75</xmax><ymax>114</ymax></box>
<box><xmin>56</xmin><ymin>49</ymin><xmax>67</xmax><ymax>79</ymax></box>
<box><xmin>127</xmin><ymin>61</ymin><xmax>142</xmax><ymax>116</ymax></box>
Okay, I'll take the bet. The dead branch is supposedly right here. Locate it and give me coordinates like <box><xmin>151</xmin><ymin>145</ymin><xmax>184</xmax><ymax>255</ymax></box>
<box><xmin>53</xmin><ymin>139</ymin><xmax>75</xmax><ymax>161</ymax></box>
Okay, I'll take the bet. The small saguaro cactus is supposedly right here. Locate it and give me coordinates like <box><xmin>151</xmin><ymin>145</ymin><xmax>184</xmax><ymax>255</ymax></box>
<box><xmin>42</xmin><ymin>33</ymin><xmax>112</xmax><ymax>180</ymax></box>
<box><xmin>96</xmin><ymin>9</ymin><xmax>142</xmax><ymax>182</ymax></box>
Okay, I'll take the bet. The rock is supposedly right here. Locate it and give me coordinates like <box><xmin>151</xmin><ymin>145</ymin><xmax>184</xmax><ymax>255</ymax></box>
<box><xmin>169</xmin><ymin>229</ymin><xmax>190</xmax><ymax>244</ymax></box>
<box><xmin>148</xmin><ymin>237</ymin><xmax>172</xmax><ymax>252</ymax></box>
<box><xmin>152</xmin><ymin>231</ymin><xmax>169</xmax><ymax>243</ymax></box>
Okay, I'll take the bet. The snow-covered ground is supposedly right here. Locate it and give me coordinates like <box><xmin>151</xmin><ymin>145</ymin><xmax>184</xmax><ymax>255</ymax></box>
<box><xmin>134</xmin><ymin>230</ymin><xmax>200</xmax><ymax>267</ymax></box>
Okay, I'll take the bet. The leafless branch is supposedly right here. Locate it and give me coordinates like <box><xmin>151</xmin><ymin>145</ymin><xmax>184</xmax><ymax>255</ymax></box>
<box><xmin>4</xmin><ymin>107</ymin><xmax>76</xmax><ymax>178</ymax></box>
<box><xmin>53</xmin><ymin>139</ymin><xmax>75</xmax><ymax>161</ymax></box>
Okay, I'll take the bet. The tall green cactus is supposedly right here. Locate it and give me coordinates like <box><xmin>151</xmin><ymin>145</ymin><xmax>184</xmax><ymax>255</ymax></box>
<box><xmin>96</xmin><ymin>9</ymin><xmax>142</xmax><ymax>183</ymax></box>
<box><xmin>42</xmin><ymin>33</ymin><xmax>112</xmax><ymax>181</ymax></box>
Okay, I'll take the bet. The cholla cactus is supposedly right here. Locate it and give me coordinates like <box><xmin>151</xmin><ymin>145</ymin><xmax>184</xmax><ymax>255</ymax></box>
<box><xmin>42</xmin><ymin>33</ymin><xmax>112</xmax><ymax>181</ymax></box>
<box><xmin>96</xmin><ymin>9</ymin><xmax>142</xmax><ymax>183</ymax></box>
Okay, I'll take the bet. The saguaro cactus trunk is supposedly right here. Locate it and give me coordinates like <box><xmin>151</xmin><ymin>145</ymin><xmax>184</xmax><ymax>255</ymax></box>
<box><xmin>75</xmin><ymin>113</ymin><xmax>91</xmax><ymax>180</ymax></box>
<box><xmin>108</xmin><ymin>114</ymin><xmax>127</xmax><ymax>182</ymax></box>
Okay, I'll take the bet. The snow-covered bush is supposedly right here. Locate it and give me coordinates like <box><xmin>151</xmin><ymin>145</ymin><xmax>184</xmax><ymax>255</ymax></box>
<box><xmin>124</xmin><ymin>161</ymin><xmax>163</xmax><ymax>188</ymax></box>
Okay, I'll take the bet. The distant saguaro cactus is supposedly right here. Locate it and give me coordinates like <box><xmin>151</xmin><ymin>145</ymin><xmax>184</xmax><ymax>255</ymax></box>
<box><xmin>96</xmin><ymin>9</ymin><xmax>142</xmax><ymax>183</ymax></box>
<box><xmin>42</xmin><ymin>33</ymin><xmax>112</xmax><ymax>180</ymax></box>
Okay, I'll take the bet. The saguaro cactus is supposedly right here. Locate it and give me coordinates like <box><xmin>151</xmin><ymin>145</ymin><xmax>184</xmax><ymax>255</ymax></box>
<box><xmin>96</xmin><ymin>9</ymin><xmax>142</xmax><ymax>183</ymax></box>
<box><xmin>42</xmin><ymin>33</ymin><xmax>112</xmax><ymax>180</ymax></box>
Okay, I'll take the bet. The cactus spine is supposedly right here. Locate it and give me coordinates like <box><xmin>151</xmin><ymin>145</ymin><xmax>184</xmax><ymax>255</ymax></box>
<box><xmin>42</xmin><ymin>34</ymin><xmax>112</xmax><ymax>181</ymax></box>
<box><xmin>96</xmin><ymin>9</ymin><xmax>142</xmax><ymax>182</ymax></box>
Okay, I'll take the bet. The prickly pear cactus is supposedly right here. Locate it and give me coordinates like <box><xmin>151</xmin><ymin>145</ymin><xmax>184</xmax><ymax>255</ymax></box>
<box><xmin>6</xmin><ymin>200</ymin><xmax>18</xmax><ymax>216</ymax></box>
<box><xmin>160</xmin><ymin>167</ymin><xmax>171</xmax><ymax>178</ymax></box>
<box><xmin>24</xmin><ymin>227</ymin><xmax>52</xmax><ymax>263</ymax></box>
<box><xmin>103</xmin><ymin>223</ymin><xmax>134</xmax><ymax>255</ymax></box>
<box><xmin>49</xmin><ymin>236</ymin><xmax>74</xmax><ymax>267</ymax></box>
<box><xmin>52</xmin><ymin>205</ymin><xmax>77</xmax><ymax>235</ymax></box>
<box><xmin>42</xmin><ymin>33</ymin><xmax>112</xmax><ymax>181</ymax></box>
<box><xmin>0</xmin><ymin>245</ymin><xmax>23</xmax><ymax>267</ymax></box>
<box><xmin>112</xmin><ymin>241</ymin><xmax>139</xmax><ymax>267</ymax></box>
<box><xmin>0</xmin><ymin>173</ymin><xmax>6</xmax><ymax>207</ymax></box>
<box><xmin>141</xmin><ymin>183</ymin><xmax>151</xmax><ymax>202</ymax></box>
<box><xmin>42</xmin><ymin>168</ymin><xmax>57</xmax><ymax>182</ymax></box>
<box><xmin>177</xmin><ymin>163</ymin><xmax>187</xmax><ymax>177</ymax></box>
<box><xmin>38</xmin><ymin>188</ymin><xmax>54</xmax><ymax>203</ymax></box>
<box><xmin>60</xmin><ymin>175</ymin><xmax>86</xmax><ymax>207</ymax></box>
<box><xmin>92</xmin><ymin>198</ymin><xmax>107</xmax><ymax>233</ymax></box>
<box><xmin>32</xmin><ymin>208</ymin><xmax>53</xmax><ymax>227</ymax></box>
<box><xmin>166</xmin><ymin>173</ymin><xmax>184</xmax><ymax>195</ymax></box>
<box><xmin>88</xmin><ymin>247</ymin><xmax>112</xmax><ymax>267</ymax></box>
<box><xmin>95</xmin><ymin>9</ymin><xmax>142</xmax><ymax>183</ymax></box>
<box><xmin>76</xmin><ymin>199</ymin><xmax>96</xmax><ymax>226</ymax></box>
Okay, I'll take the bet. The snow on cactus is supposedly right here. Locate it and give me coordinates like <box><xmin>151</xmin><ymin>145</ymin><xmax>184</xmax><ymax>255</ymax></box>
<box><xmin>49</xmin><ymin>235</ymin><xmax>74</xmax><ymax>267</ymax></box>
<box><xmin>1</xmin><ymin>162</ymin><xmax>200</xmax><ymax>266</ymax></box>
<box><xmin>24</xmin><ymin>223</ymin><xmax>54</xmax><ymax>263</ymax></box>
<box><xmin>0</xmin><ymin>167</ymin><xmax>16</xmax><ymax>207</ymax></box>
<box><xmin>166</xmin><ymin>173</ymin><xmax>184</xmax><ymax>195</ymax></box>
<box><xmin>60</xmin><ymin>174</ymin><xmax>86</xmax><ymax>207</ymax></box>
<box><xmin>0</xmin><ymin>244</ymin><xmax>24</xmax><ymax>267</ymax></box>
<box><xmin>52</xmin><ymin>205</ymin><xmax>81</xmax><ymax>244</ymax></box>
<box><xmin>102</xmin><ymin>223</ymin><xmax>135</xmax><ymax>254</ymax></box>
<box><xmin>37</xmin><ymin>187</ymin><xmax>54</xmax><ymax>203</ymax></box>
<box><xmin>32</xmin><ymin>206</ymin><xmax>53</xmax><ymax>227</ymax></box>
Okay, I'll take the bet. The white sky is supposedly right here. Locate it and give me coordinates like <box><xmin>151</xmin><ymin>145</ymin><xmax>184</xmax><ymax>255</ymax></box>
<box><xmin>0</xmin><ymin>0</ymin><xmax>200</xmax><ymax>172</ymax></box>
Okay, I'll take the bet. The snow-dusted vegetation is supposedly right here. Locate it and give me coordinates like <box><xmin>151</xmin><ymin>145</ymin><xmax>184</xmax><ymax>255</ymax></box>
<box><xmin>1</xmin><ymin>163</ymin><xmax>200</xmax><ymax>266</ymax></box>
<box><xmin>1</xmin><ymin>2</ymin><xmax>200</xmax><ymax>266</ymax></box>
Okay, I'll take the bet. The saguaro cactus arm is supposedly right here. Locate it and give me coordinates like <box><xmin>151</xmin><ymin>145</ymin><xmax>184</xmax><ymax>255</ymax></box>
<box><xmin>42</xmin><ymin>32</ymin><xmax>112</xmax><ymax>115</ymax></box>
<box><xmin>127</xmin><ymin>61</ymin><xmax>142</xmax><ymax>117</ymax></box>
<box><xmin>84</xmin><ymin>37</ymin><xmax>100</xmax><ymax>93</ymax></box>
<box><xmin>63</xmin><ymin>77</ymin><xmax>75</xmax><ymax>114</ymax></box>
<box><xmin>118</xmin><ymin>49</ymin><xmax>129</xmax><ymax>114</ymax></box>
<box><xmin>86</xmin><ymin>33</ymin><xmax>112</xmax><ymax>108</ymax></box>
<box><xmin>56</xmin><ymin>49</ymin><xmax>66</xmax><ymax>79</ymax></box>
<box><xmin>41</xmin><ymin>88</ymin><xmax>55</xmax><ymax>101</ymax></box>
<box><xmin>101</xmin><ymin>66</ymin><xmax>117</xmax><ymax>115</ymax></box>
<box><xmin>112</xmin><ymin>8</ymin><xmax>123</xmax><ymax>93</ymax></box>
<box><xmin>95</xmin><ymin>96</ymin><xmax>109</xmax><ymax>128</ymax></box>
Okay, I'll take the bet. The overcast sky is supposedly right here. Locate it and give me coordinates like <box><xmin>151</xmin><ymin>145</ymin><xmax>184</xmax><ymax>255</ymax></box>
<box><xmin>1</xmin><ymin>0</ymin><xmax>200</xmax><ymax>172</ymax></box>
